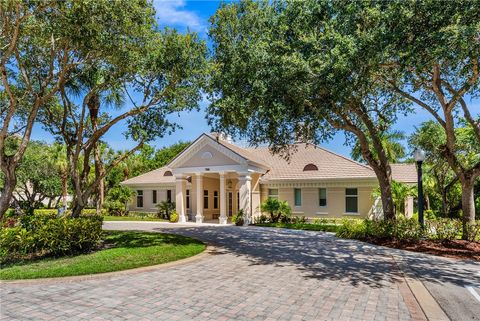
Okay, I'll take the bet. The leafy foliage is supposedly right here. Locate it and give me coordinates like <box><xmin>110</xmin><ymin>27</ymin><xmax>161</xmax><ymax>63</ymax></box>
<box><xmin>0</xmin><ymin>215</ymin><xmax>103</xmax><ymax>263</ymax></box>
<box><xmin>260</xmin><ymin>198</ymin><xmax>291</xmax><ymax>223</ymax></box>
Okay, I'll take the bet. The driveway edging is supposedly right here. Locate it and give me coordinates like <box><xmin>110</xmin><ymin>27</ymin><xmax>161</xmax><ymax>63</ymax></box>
<box><xmin>393</xmin><ymin>254</ymin><xmax>450</xmax><ymax>321</ymax></box>
<box><xmin>0</xmin><ymin>244</ymin><xmax>215</xmax><ymax>285</ymax></box>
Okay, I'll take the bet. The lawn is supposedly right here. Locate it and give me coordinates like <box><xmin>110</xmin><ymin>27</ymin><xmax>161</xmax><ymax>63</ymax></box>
<box><xmin>255</xmin><ymin>222</ymin><xmax>341</xmax><ymax>233</ymax></box>
<box><xmin>102</xmin><ymin>216</ymin><xmax>167</xmax><ymax>222</ymax></box>
<box><xmin>0</xmin><ymin>231</ymin><xmax>205</xmax><ymax>280</ymax></box>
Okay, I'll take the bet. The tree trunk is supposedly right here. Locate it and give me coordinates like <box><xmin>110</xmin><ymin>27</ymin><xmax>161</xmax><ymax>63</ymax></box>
<box><xmin>0</xmin><ymin>164</ymin><xmax>16</xmax><ymax>218</ymax></box>
<box><xmin>61</xmin><ymin>171</ymin><xmax>68</xmax><ymax>209</ymax></box>
<box><xmin>460</xmin><ymin>178</ymin><xmax>475</xmax><ymax>240</ymax></box>
<box><xmin>376</xmin><ymin>170</ymin><xmax>395</xmax><ymax>220</ymax></box>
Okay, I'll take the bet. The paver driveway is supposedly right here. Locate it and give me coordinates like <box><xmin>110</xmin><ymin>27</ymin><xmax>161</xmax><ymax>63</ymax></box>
<box><xmin>1</xmin><ymin>222</ymin><xmax>479</xmax><ymax>321</ymax></box>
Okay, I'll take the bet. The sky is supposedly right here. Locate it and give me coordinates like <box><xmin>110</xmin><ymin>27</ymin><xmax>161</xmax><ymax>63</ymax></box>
<box><xmin>30</xmin><ymin>0</ymin><xmax>476</xmax><ymax>158</ymax></box>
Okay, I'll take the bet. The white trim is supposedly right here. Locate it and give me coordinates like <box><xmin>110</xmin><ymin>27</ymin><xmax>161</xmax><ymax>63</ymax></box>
<box><xmin>172</xmin><ymin>164</ymin><xmax>249</xmax><ymax>175</ymax></box>
<box><xmin>263</xmin><ymin>179</ymin><xmax>377</xmax><ymax>188</ymax></box>
<box><xmin>169</xmin><ymin>134</ymin><xmax>247</xmax><ymax>169</ymax></box>
<box><xmin>315</xmin><ymin>212</ymin><xmax>329</xmax><ymax>215</ymax></box>
<box><xmin>292</xmin><ymin>211</ymin><xmax>304</xmax><ymax>214</ymax></box>
<box><xmin>343</xmin><ymin>212</ymin><xmax>360</xmax><ymax>216</ymax></box>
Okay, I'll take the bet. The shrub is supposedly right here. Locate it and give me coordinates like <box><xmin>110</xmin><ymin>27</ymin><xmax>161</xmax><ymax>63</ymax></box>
<box><xmin>104</xmin><ymin>200</ymin><xmax>127</xmax><ymax>216</ymax></box>
<box><xmin>254</xmin><ymin>214</ymin><xmax>269</xmax><ymax>224</ymax></box>
<box><xmin>260</xmin><ymin>198</ymin><xmax>291</xmax><ymax>223</ymax></box>
<box><xmin>156</xmin><ymin>201</ymin><xmax>175</xmax><ymax>220</ymax></box>
<box><xmin>169</xmin><ymin>211</ymin><xmax>179</xmax><ymax>223</ymax></box>
<box><xmin>336</xmin><ymin>219</ymin><xmax>366</xmax><ymax>239</ymax></box>
<box><xmin>0</xmin><ymin>215</ymin><xmax>103</xmax><ymax>263</ymax></box>
<box><xmin>291</xmin><ymin>216</ymin><xmax>307</xmax><ymax>224</ymax></box>
<box><xmin>426</xmin><ymin>219</ymin><xmax>462</xmax><ymax>241</ymax></box>
<box><xmin>232</xmin><ymin>210</ymin><xmax>245</xmax><ymax>226</ymax></box>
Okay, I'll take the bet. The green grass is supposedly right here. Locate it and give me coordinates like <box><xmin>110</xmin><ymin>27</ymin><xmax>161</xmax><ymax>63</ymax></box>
<box><xmin>102</xmin><ymin>216</ymin><xmax>167</xmax><ymax>222</ymax></box>
<box><xmin>255</xmin><ymin>222</ymin><xmax>341</xmax><ymax>232</ymax></box>
<box><xmin>0</xmin><ymin>231</ymin><xmax>205</xmax><ymax>280</ymax></box>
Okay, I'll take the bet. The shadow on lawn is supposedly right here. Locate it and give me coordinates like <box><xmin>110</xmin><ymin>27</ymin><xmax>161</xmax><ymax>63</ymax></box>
<box><xmin>104</xmin><ymin>230</ymin><xmax>204</xmax><ymax>248</ymax></box>
<box><xmin>150</xmin><ymin>225</ymin><xmax>478</xmax><ymax>288</ymax></box>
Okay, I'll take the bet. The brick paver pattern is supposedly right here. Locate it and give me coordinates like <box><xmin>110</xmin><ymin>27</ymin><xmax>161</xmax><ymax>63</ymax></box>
<box><xmin>1</xmin><ymin>223</ymin><xmax>426</xmax><ymax>321</ymax></box>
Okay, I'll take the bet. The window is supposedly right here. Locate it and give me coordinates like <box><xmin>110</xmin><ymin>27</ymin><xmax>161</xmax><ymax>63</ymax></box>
<box><xmin>152</xmin><ymin>190</ymin><xmax>157</xmax><ymax>204</ymax></box>
<box><xmin>186</xmin><ymin>189</ymin><xmax>190</xmax><ymax>209</ymax></box>
<box><xmin>237</xmin><ymin>191</ymin><xmax>240</xmax><ymax>211</ymax></box>
<box><xmin>319</xmin><ymin>188</ymin><xmax>327</xmax><ymax>207</ymax></box>
<box><xmin>345</xmin><ymin>188</ymin><xmax>358</xmax><ymax>213</ymax></box>
<box><xmin>163</xmin><ymin>170</ymin><xmax>173</xmax><ymax>176</ymax></box>
<box><xmin>136</xmin><ymin>190</ymin><xmax>143</xmax><ymax>208</ymax></box>
<box><xmin>203</xmin><ymin>190</ymin><xmax>208</xmax><ymax>209</ymax></box>
<box><xmin>268</xmin><ymin>189</ymin><xmax>279</xmax><ymax>200</ymax></box>
<box><xmin>214</xmin><ymin>191</ymin><xmax>219</xmax><ymax>209</ymax></box>
<box><xmin>167</xmin><ymin>190</ymin><xmax>172</xmax><ymax>203</ymax></box>
<box><xmin>294</xmin><ymin>188</ymin><xmax>302</xmax><ymax>206</ymax></box>
<box><xmin>303</xmin><ymin>163</ymin><xmax>318</xmax><ymax>171</ymax></box>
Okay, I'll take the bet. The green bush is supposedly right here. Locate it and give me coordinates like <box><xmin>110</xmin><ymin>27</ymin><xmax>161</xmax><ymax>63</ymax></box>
<box><xmin>336</xmin><ymin>219</ymin><xmax>366</xmax><ymax>239</ymax></box>
<box><xmin>254</xmin><ymin>214</ymin><xmax>269</xmax><ymax>224</ymax></box>
<box><xmin>33</xmin><ymin>208</ymin><xmax>108</xmax><ymax>216</ymax></box>
<box><xmin>426</xmin><ymin>219</ymin><xmax>462</xmax><ymax>241</ymax></box>
<box><xmin>291</xmin><ymin>216</ymin><xmax>307</xmax><ymax>224</ymax></box>
<box><xmin>0</xmin><ymin>215</ymin><xmax>103</xmax><ymax>263</ymax></box>
<box><xmin>104</xmin><ymin>200</ymin><xmax>127</xmax><ymax>216</ymax></box>
<box><xmin>169</xmin><ymin>211</ymin><xmax>179</xmax><ymax>223</ymax></box>
<box><xmin>232</xmin><ymin>210</ymin><xmax>245</xmax><ymax>226</ymax></box>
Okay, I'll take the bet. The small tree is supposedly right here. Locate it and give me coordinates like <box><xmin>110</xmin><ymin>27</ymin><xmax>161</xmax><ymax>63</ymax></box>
<box><xmin>156</xmin><ymin>201</ymin><xmax>176</xmax><ymax>220</ymax></box>
<box><xmin>260</xmin><ymin>198</ymin><xmax>291</xmax><ymax>223</ymax></box>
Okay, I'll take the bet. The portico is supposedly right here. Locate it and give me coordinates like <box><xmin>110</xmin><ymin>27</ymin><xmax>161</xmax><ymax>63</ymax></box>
<box><xmin>168</xmin><ymin>134</ymin><xmax>268</xmax><ymax>225</ymax></box>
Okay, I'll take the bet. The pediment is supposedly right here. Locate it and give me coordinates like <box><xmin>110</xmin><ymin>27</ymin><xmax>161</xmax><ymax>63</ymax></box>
<box><xmin>168</xmin><ymin>134</ymin><xmax>246</xmax><ymax>169</ymax></box>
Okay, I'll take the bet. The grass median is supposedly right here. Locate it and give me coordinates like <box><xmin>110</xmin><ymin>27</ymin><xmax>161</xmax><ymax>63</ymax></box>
<box><xmin>0</xmin><ymin>231</ymin><xmax>205</xmax><ymax>280</ymax></box>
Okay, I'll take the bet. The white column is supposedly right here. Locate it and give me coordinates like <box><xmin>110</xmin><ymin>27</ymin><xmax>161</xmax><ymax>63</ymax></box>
<box><xmin>405</xmin><ymin>196</ymin><xmax>414</xmax><ymax>218</ymax></box>
<box><xmin>238</xmin><ymin>173</ymin><xmax>252</xmax><ymax>226</ymax></box>
<box><xmin>219</xmin><ymin>172</ymin><xmax>227</xmax><ymax>224</ymax></box>
<box><xmin>195</xmin><ymin>173</ymin><xmax>204</xmax><ymax>223</ymax></box>
<box><xmin>175</xmin><ymin>175</ymin><xmax>187</xmax><ymax>223</ymax></box>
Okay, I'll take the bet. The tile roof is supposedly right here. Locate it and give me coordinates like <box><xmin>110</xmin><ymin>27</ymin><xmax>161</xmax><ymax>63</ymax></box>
<box><xmin>390</xmin><ymin>163</ymin><xmax>417</xmax><ymax>184</ymax></box>
<box><xmin>121</xmin><ymin>167</ymin><xmax>175</xmax><ymax>186</ymax></box>
<box><xmin>121</xmin><ymin>133</ymin><xmax>416</xmax><ymax>185</ymax></box>
<box><xmin>245</xmin><ymin>143</ymin><xmax>377</xmax><ymax>181</ymax></box>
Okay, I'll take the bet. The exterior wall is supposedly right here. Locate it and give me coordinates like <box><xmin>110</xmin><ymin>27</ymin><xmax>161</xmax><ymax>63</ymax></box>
<box><xmin>127</xmin><ymin>186</ymin><xmax>175</xmax><ymax>213</ymax></box>
<box><xmin>259</xmin><ymin>184</ymin><xmax>376</xmax><ymax>219</ymax></box>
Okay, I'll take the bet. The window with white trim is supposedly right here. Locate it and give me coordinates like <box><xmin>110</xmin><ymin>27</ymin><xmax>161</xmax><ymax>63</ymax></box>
<box><xmin>319</xmin><ymin>188</ymin><xmax>327</xmax><ymax>207</ymax></box>
<box><xmin>345</xmin><ymin>188</ymin><xmax>358</xmax><ymax>213</ymax></box>
<box><xmin>152</xmin><ymin>190</ymin><xmax>157</xmax><ymax>204</ymax></box>
<box><xmin>186</xmin><ymin>189</ymin><xmax>190</xmax><ymax>209</ymax></box>
<box><xmin>294</xmin><ymin>188</ymin><xmax>302</xmax><ymax>206</ymax></box>
<box><xmin>136</xmin><ymin>190</ymin><xmax>144</xmax><ymax>208</ymax></box>
<box><xmin>268</xmin><ymin>189</ymin><xmax>279</xmax><ymax>200</ymax></box>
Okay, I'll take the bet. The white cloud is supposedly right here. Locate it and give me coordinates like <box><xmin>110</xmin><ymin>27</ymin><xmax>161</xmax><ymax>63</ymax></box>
<box><xmin>153</xmin><ymin>0</ymin><xmax>205</xmax><ymax>32</ymax></box>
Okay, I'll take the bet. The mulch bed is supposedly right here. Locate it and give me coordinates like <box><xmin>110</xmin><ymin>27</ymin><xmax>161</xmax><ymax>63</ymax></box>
<box><xmin>365</xmin><ymin>238</ymin><xmax>480</xmax><ymax>261</ymax></box>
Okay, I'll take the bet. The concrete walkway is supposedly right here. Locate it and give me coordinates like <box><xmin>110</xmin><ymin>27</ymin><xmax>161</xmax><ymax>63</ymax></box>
<box><xmin>1</xmin><ymin>222</ymin><xmax>478</xmax><ymax>320</ymax></box>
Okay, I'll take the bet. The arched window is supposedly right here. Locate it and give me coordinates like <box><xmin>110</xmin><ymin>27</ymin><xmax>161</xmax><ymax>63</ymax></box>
<box><xmin>303</xmin><ymin>163</ymin><xmax>318</xmax><ymax>171</ymax></box>
<box><xmin>164</xmin><ymin>170</ymin><xmax>173</xmax><ymax>176</ymax></box>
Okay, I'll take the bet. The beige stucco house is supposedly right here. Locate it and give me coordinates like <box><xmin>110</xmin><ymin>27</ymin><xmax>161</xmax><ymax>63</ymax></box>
<box><xmin>121</xmin><ymin>133</ymin><xmax>417</xmax><ymax>224</ymax></box>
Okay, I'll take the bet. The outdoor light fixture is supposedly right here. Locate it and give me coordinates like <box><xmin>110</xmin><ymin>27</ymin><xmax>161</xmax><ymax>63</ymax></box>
<box><xmin>414</xmin><ymin>148</ymin><xmax>426</xmax><ymax>228</ymax></box>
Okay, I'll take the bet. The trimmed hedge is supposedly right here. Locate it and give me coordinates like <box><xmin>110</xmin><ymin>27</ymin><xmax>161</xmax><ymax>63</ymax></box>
<box><xmin>33</xmin><ymin>208</ymin><xmax>108</xmax><ymax>216</ymax></box>
<box><xmin>336</xmin><ymin>218</ymin><xmax>480</xmax><ymax>242</ymax></box>
<box><xmin>0</xmin><ymin>215</ymin><xmax>103</xmax><ymax>263</ymax></box>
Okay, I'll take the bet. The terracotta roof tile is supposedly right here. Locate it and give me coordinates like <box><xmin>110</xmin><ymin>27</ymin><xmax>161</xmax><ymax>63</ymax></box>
<box><xmin>391</xmin><ymin>163</ymin><xmax>417</xmax><ymax>184</ymax></box>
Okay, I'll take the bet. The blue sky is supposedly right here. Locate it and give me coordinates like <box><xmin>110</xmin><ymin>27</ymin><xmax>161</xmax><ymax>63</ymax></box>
<box><xmin>30</xmin><ymin>0</ymin><xmax>476</xmax><ymax>158</ymax></box>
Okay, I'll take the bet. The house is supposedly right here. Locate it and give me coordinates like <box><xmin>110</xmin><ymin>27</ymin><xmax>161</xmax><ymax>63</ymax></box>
<box><xmin>121</xmin><ymin>133</ymin><xmax>417</xmax><ymax>224</ymax></box>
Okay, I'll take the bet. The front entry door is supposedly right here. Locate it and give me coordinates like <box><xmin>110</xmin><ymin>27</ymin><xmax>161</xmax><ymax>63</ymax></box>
<box><xmin>228</xmin><ymin>191</ymin><xmax>233</xmax><ymax>217</ymax></box>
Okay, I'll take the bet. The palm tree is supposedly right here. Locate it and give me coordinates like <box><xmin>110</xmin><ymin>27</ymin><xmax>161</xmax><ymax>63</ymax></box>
<box><xmin>351</xmin><ymin>130</ymin><xmax>406</xmax><ymax>163</ymax></box>
<box><xmin>67</xmin><ymin>68</ymin><xmax>124</xmax><ymax>214</ymax></box>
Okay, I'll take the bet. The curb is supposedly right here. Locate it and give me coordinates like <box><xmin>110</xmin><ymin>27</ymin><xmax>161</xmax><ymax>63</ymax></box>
<box><xmin>0</xmin><ymin>244</ymin><xmax>215</xmax><ymax>285</ymax></box>
<box><xmin>393</xmin><ymin>255</ymin><xmax>450</xmax><ymax>321</ymax></box>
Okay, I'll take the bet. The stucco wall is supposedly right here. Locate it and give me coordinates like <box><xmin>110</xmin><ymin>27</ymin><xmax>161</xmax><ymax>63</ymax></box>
<box><xmin>128</xmin><ymin>187</ymin><xmax>175</xmax><ymax>213</ymax></box>
<box><xmin>259</xmin><ymin>185</ymin><xmax>375</xmax><ymax>219</ymax></box>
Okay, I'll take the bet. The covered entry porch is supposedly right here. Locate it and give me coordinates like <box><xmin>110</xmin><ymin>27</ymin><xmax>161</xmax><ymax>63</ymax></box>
<box><xmin>173</xmin><ymin>170</ymin><xmax>262</xmax><ymax>225</ymax></box>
